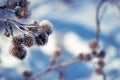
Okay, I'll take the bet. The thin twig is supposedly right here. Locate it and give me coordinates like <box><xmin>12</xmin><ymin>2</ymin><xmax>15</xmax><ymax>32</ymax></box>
<box><xmin>30</xmin><ymin>57</ymin><xmax>79</xmax><ymax>80</ymax></box>
<box><xmin>0</xmin><ymin>18</ymin><xmax>37</xmax><ymax>36</ymax></box>
<box><xmin>9</xmin><ymin>19</ymin><xmax>28</xmax><ymax>26</ymax></box>
<box><xmin>0</xmin><ymin>18</ymin><xmax>8</xmax><ymax>22</ymax></box>
<box><xmin>111</xmin><ymin>72</ymin><xmax>120</xmax><ymax>80</ymax></box>
<box><xmin>0</xmin><ymin>18</ymin><xmax>38</xmax><ymax>27</ymax></box>
<box><xmin>103</xmin><ymin>72</ymin><xmax>107</xmax><ymax>80</ymax></box>
<box><xmin>0</xmin><ymin>5</ymin><xmax>15</xmax><ymax>14</ymax></box>
<box><xmin>96</xmin><ymin>0</ymin><xmax>106</xmax><ymax>44</ymax></box>
<box><xmin>96</xmin><ymin>1</ymin><xmax>108</xmax><ymax>80</ymax></box>
<box><xmin>58</xmin><ymin>69</ymin><xmax>64</xmax><ymax>80</ymax></box>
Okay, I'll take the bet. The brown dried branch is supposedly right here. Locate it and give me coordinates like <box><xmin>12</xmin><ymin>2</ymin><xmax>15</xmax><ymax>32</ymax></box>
<box><xmin>103</xmin><ymin>72</ymin><xmax>107</xmax><ymax>80</ymax></box>
<box><xmin>111</xmin><ymin>72</ymin><xmax>120</xmax><ymax>80</ymax></box>
<box><xmin>58</xmin><ymin>69</ymin><xmax>64</xmax><ymax>80</ymax></box>
<box><xmin>30</xmin><ymin>57</ymin><xmax>79</xmax><ymax>80</ymax></box>
<box><xmin>96</xmin><ymin>1</ymin><xmax>108</xmax><ymax>80</ymax></box>
<box><xmin>96</xmin><ymin>0</ymin><xmax>106</xmax><ymax>45</ymax></box>
<box><xmin>0</xmin><ymin>18</ymin><xmax>37</xmax><ymax>35</ymax></box>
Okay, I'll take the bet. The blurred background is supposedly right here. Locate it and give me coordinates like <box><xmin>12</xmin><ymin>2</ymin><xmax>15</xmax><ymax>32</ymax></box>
<box><xmin>0</xmin><ymin>0</ymin><xmax>120</xmax><ymax>80</ymax></box>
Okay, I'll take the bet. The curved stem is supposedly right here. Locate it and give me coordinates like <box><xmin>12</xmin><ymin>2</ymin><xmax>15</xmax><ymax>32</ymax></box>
<box><xmin>103</xmin><ymin>72</ymin><xmax>107</xmax><ymax>80</ymax></box>
<box><xmin>96</xmin><ymin>0</ymin><xmax>106</xmax><ymax>45</ymax></box>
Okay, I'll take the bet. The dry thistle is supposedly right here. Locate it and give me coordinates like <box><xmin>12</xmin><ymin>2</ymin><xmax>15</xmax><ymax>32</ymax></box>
<box><xmin>23</xmin><ymin>34</ymin><xmax>34</xmax><ymax>47</ymax></box>
<box><xmin>78</xmin><ymin>53</ymin><xmax>92</xmax><ymax>61</ymax></box>
<box><xmin>7</xmin><ymin>0</ymin><xmax>17</xmax><ymax>9</ymax></box>
<box><xmin>26</xmin><ymin>20</ymin><xmax>39</xmax><ymax>33</ymax></box>
<box><xmin>15</xmin><ymin>7</ymin><xmax>30</xmax><ymax>19</ymax></box>
<box><xmin>97</xmin><ymin>50</ymin><xmax>105</xmax><ymax>58</ymax></box>
<box><xmin>23</xmin><ymin>70</ymin><xmax>33</xmax><ymax>78</ymax></box>
<box><xmin>19</xmin><ymin>0</ymin><xmax>29</xmax><ymax>8</ymax></box>
<box><xmin>53</xmin><ymin>49</ymin><xmax>61</xmax><ymax>58</ymax></box>
<box><xmin>12</xmin><ymin>35</ymin><xmax>24</xmax><ymax>46</ymax></box>
<box><xmin>92</xmin><ymin>48</ymin><xmax>105</xmax><ymax>58</ymax></box>
<box><xmin>88</xmin><ymin>40</ymin><xmax>97</xmax><ymax>49</ymax></box>
<box><xmin>98</xmin><ymin>59</ymin><xmax>105</xmax><ymax>68</ymax></box>
<box><xmin>83</xmin><ymin>54</ymin><xmax>92</xmax><ymax>61</ymax></box>
<box><xmin>39</xmin><ymin>20</ymin><xmax>53</xmax><ymax>35</ymax></box>
<box><xmin>27</xmin><ymin>27</ymin><xmax>39</xmax><ymax>33</ymax></box>
<box><xmin>34</xmin><ymin>32</ymin><xmax>48</xmax><ymax>46</ymax></box>
<box><xmin>9</xmin><ymin>45</ymin><xmax>27</xmax><ymax>60</ymax></box>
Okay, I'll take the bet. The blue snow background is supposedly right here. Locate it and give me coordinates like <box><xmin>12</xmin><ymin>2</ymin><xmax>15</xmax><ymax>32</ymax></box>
<box><xmin>0</xmin><ymin>0</ymin><xmax>120</xmax><ymax>80</ymax></box>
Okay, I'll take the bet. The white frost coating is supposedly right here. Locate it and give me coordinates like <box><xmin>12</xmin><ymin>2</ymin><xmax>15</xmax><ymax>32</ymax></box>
<box><xmin>39</xmin><ymin>20</ymin><xmax>53</xmax><ymax>29</ymax></box>
<box><xmin>29</xmin><ymin>20</ymin><xmax>38</xmax><ymax>24</ymax></box>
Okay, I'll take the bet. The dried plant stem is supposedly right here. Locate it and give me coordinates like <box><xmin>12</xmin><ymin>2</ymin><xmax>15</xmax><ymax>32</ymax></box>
<box><xmin>96</xmin><ymin>0</ymin><xmax>106</xmax><ymax>44</ymax></box>
<box><xmin>9</xmin><ymin>19</ymin><xmax>28</xmax><ymax>26</ymax></box>
<box><xmin>111</xmin><ymin>72</ymin><xmax>120</xmax><ymax>80</ymax></box>
<box><xmin>0</xmin><ymin>18</ymin><xmax>8</xmax><ymax>22</ymax></box>
<box><xmin>58</xmin><ymin>66</ymin><xmax>64</xmax><ymax>80</ymax></box>
<box><xmin>0</xmin><ymin>18</ymin><xmax>36</xmax><ymax>35</ymax></box>
<box><xmin>14</xmin><ymin>24</ymin><xmax>26</xmax><ymax>34</ymax></box>
<box><xmin>0</xmin><ymin>6</ymin><xmax>15</xmax><ymax>14</ymax></box>
<box><xmin>103</xmin><ymin>72</ymin><xmax>107</xmax><ymax>80</ymax></box>
<box><xmin>96</xmin><ymin>1</ymin><xmax>107</xmax><ymax>80</ymax></box>
<box><xmin>58</xmin><ymin>70</ymin><xmax>64</xmax><ymax>80</ymax></box>
<box><xmin>30</xmin><ymin>58</ymin><xmax>79</xmax><ymax>80</ymax></box>
<box><xmin>0</xmin><ymin>18</ymin><xmax>28</xmax><ymax>26</ymax></box>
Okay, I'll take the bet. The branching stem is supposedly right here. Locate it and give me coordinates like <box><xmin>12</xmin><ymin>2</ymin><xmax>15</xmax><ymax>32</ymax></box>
<box><xmin>30</xmin><ymin>57</ymin><xmax>79</xmax><ymax>80</ymax></box>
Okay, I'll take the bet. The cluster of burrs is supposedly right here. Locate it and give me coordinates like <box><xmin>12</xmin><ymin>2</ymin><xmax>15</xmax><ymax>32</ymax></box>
<box><xmin>7</xmin><ymin>20</ymin><xmax>53</xmax><ymax>60</ymax></box>
<box><xmin>0</xmin><ymin>0</ymin><xmax>30</xmax><ymax>19</ymax></box>
<box><xmin>78</xmin><ymin>40</ymin><xmax>105</xmax><ymax>75</ymax></box>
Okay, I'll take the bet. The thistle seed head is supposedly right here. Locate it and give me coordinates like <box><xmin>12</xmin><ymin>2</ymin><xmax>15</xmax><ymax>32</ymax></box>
<box><xmin>39</xmin><ymin>20</ymin><xmax>53</xmax><ymax>35</ymax></box>
<box><xmin>34</xmin><ymin>32</ymin><xmax>48</xmax><ymax>46</ymax></box>
<box><xmin>23</xmin><ymin>34</ymin><xmax>34</xmax><ymax>47</ymax></box>
<box><xmin>9</xmin><ymin>45</ymin><xmax>27</xmax><ymax>60</ymax></box>
<box><xmin>53</xmin><ymin>49</ymin><xmax>61</xmax><ymax>58</ymax></box>
<box><xmin>15</xmin><ymin>7</ymin><xmax>30</xmax><ymax>19</ymax></box>
<box><xmin>12</xmin><ymin>35</ymin><xmax>24</xmax><ymax>46</ymax></box>
<box><xmin>97</xmin><ymin>50</ymin><xmax>105</xmax><ymax>58</ymax></box>
<box><xmin>78</xmin><ymin>53</ymin><xmax>84</xmax><ymax>61</ymax></box>
<box><xmin>26</xmin><ymin>20</ymin><xmax>39</xmax><ymax>33</ymax></box>
<box><xmin>27</xmin><ymin>27</ymin><xmax>39</xmax><ymax>33</ymax></box>
<box><xmin>78</xmin><ymin>53</ymin><xmax>91</xmax><ymax>61</ymax></box>
<box><xmin>92</xmin><ymin>49</ymin><xmax>105</xmax><ymax>58</ymax></box>
<box><xmin>7</xmin><ymin>0</ymin><xmax>17</xmax><ymax>9</ymax></box>
<box><xmin>83</xmin><ymin>54</ymin><xmax>92</xmax><ymax>61</ymax></box>
<box><xmin>19</xmin><ymin>0</ymin><xmax>29</xmax><ymax>8</ymax></box>
<box><xmin>23</xmin><ymin>70</ymin><xmax>33</xmax><ymax>78</ymax></box>
<box><xmin>89</xmin><ymin>40</ymin><xmax>97</xmax><ymax>49</ymax></box>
